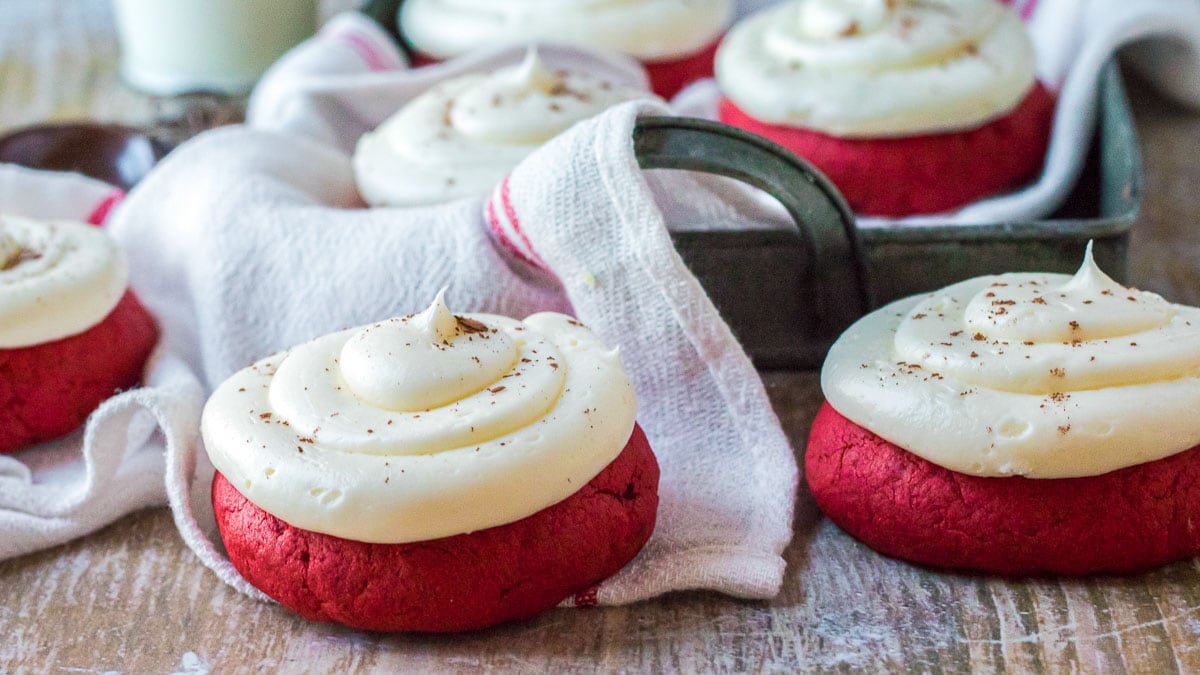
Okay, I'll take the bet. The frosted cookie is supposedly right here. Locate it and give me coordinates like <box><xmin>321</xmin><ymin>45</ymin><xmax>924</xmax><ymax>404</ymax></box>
<box><xmin>204</xmin><ymin>293</ymin><xmax>659</xmax><ymax>631</ymax></box>
<box><xmin>716</xmin><ymin>0</ymin><xmax>1054</xmax><ymax>217</ymax></box>
<box><xmin>808</xmin><ymin>245</ymin><xmax>1200</xmax><ymax>574</ymax></box>
<box><xmin>0</xmin><ymin>215</ymin><xmax>157</xmax><ymax>454</ymax></box>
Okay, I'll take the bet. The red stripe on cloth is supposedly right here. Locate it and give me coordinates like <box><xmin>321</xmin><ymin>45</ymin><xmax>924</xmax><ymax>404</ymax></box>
<box><xmin>486</xmin><ymin>195</ymin><xmax>540</xmax><ymax>268</ymax></box>
<box><xmin>337</xmin><ymin>31</ymin><xmax>396</xmax><ymax>72</ymax></box>
<box><xmin>86</xmin><ymin>189</ymin><xmax>125</xmax><ymax>226</ymax></box>
<box><xmin>498</xmin><ymin>178</ymin><xmax>548</xmax><ymax>269</ymax></box>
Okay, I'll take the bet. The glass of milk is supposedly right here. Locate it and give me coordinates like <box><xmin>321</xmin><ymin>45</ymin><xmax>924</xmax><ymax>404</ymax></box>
<box><xmin>113</xmin><ymin>0</ymin><xmax>319</xmax><ymax>96</ymax></box>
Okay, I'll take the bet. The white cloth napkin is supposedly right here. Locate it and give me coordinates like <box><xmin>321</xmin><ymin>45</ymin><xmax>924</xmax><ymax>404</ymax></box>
<box><xmin>102</xmin><ymin>15</ymin><xmax>797</xmax><ymax>606</ymax></box>
<box><xmin>676</xmin><ymin>0</ymin><xmax>1200</xmax><ymax>227</ymax></box>
<box><xmin>0</xmin><ymin>165</ymin><xmax>203</xmax><ymax>560</ymax></box>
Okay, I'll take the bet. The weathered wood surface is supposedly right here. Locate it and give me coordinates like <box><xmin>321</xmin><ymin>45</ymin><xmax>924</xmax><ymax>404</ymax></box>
<box><xmin>3</xmin><ymin>1</ymin><xmax>1200</xmax><ymax>672</ymax></box>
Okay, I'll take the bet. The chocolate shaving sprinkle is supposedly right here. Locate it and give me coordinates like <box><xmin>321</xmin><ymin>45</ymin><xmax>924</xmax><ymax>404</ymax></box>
<box><xmin>1032</xmin><ymin>297</ymin><xmax>1047</xmax><ymax>305</ymax></box>
<box><xmin>973</xmin><ymin>333</ymin><xmax>987</xmax><ymax>341</ymax></box>
<box><xmin>1050</xmin><ymin>367</ymin><xmax>1066</xmax><ymax>378</ymax></box>
<box><xmin>1</xmin><ymin>247</ymin><xmax>41</xmax><ymax>271</ymax></box>
<box><xmin>489</xmin><ymin>386</ymin><xmax>506</xmax><ymax>394</ymax></box>
<box><xmin>456</xmin><ymin>316</ymin><xmax>488</xmax><ymax>334</ymax></box>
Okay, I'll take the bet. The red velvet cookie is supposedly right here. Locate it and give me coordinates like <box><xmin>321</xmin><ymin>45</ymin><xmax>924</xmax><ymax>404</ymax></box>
<box><xmin>641</xmin><ymin>37</ymin><xmax>721</xmax><ymax>99</ymax></box>
<box><xmin>718</xmin><ymin>82</ymin><xmax>1056</xmax><ymax>217</ymax></box>
<box><xmin>0</xmin><ymin>291</ymin><xmax>158</xmax><ymax>454</ymax></box>
<box><xmin>214</xmin><ymin>424</ymin><xmax>659</xmax><ymax>632</ymax></box>
<box><xmin>806</xmin><ymin>402</ymin><xmax>1200</xmax><ymax>575</ymax></box>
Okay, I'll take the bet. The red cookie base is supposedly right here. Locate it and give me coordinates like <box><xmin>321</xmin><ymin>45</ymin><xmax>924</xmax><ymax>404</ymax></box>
<box><xmin>718</xmin><ymin>82</ymin><xmax>1056</xmax><ymax>217</ymax></box>
<box><xmin>213</xmin><ymin>424</ymin><xmax>660</xmax><ymax>632</ymax></box>
<box><xmin>806</xmin><ymin>402</ymin><xmax>1200</xmax><ymax>575</ymax></box>
<box><xmin>410</xmin><ymin>37</ymin><xmax>719</xmax><ymax>100</ymax></box>
<box><xmin>642</xmin><ymin>38</ymin><xmax>720</xmax><ymax>99</ymax></box>
<box><xmin>0</xmin><ymin>291</ymin><xmax>158</xmax><ymax>455</ymax></box>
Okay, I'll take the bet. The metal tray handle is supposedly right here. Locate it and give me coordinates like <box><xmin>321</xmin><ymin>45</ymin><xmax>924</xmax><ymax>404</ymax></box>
<box><xmin>633</xmin><ymin>116</ymin><xmax>871</xmax><ymax>338</ymax></box>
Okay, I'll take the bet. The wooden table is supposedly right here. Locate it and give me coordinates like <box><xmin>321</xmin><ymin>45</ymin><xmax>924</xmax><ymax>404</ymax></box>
<box><xmin>3</xmin><ymin>2</ymin><xmax>1200</xmax><ymax>672</ymax></box>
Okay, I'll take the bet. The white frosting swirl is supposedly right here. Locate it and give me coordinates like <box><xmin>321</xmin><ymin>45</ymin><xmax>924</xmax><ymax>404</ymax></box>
<box><xmin>0</xmin><ymin>215</ymin><xmax>128</xmax><ymax>348</ymax></box>
<box><xmin>354</xmin><ymin>50</ymin><xmax>650</xmax><ymax>207</ymax></box>
<box><xmin>400</xmin><ymin>0</ymin><xmax>733</xmax><ymax>62</ymax></box>
<box><xmin>716</xmin><ymin>0</ymin><xmax>1038</xmax><ymax>137</ymax></box>
<box><xmin>823</xmin><ymin>244</ymin><xmax>1200</xmax><ymax>479</ymax></box>
<box><xmin>201</xmin><ymin>293</ymin><xmax>638</xmax><ymax>543</ymax></box>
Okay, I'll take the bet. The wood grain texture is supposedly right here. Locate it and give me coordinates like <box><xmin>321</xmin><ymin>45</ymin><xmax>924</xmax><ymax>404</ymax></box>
<box><xmin>3</xmin><ymin>1</ymin><xmax>1200</xmax><ymax>672</ymax></box>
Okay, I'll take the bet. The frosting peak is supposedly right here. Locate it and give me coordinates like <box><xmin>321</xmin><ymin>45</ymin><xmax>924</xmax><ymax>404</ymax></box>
<box><xmin>962</xmin><ymin>243</ymin><xmax>1171</xmax><ymax>345</ymax></box>
<box><xmin>797</xmin><ymin>0</ymin><xmax>891</xmax><ymax>40</ymax></box>
<box><xmin>353</xmin><ymin>52</ymin><xmax>650</xmax><ymax>207</ymax></box>
<box><xmin>340</xmin><ymin>293</ymin><xmax>519</xmax><ymax>412</ymax></box>
<box><xmin>507</xmin><ymin>48</ymin><xmax>561</xmax><ymax>96</ymax></box>
<box><xmin>823</xmin><ymin>245</ymin><xmax>1200</xmax><ymax>478</ymax></box>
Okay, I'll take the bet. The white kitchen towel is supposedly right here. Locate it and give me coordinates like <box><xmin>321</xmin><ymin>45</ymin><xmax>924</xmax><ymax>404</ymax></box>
<box><xmin>0</xmin><ymin>164</ymin><xmax>204</xmax><ymax>560</ymax></box>
<box><xmin>107</xmin><ymin>21</ymin><xmax>797</xmax><ymax>605</ymax></box>
<box><xmin>680</xmin><ymin>0</ymin><xmax>1200</xmax><ymax>227</ymax></box>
